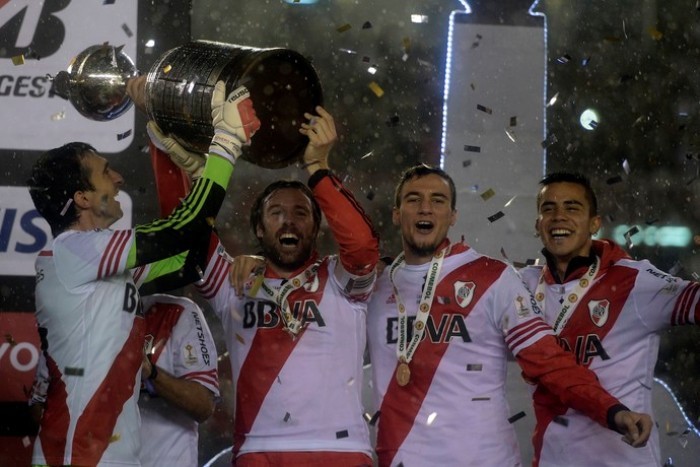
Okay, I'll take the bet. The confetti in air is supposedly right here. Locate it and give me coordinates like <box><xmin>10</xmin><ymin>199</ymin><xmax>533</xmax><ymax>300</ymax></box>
<box><xmin>11</xmin><ymin>55</ymin><xmax>25</xmax><ymax>66</ymax></box>
<box><xmin>480</xmin><ymin>188</ymin><xmax>495</xmax><ymax>201</ymax></box>
<box><xmin>624</xmin><ymin>226</ymin><xmax>640</xmax><ymax>248</ymax></box>
<box><xmin>464</xmin><ymin>145</ymin><xmax>481</xmax><ymax>153</ymax></box>
<box><xmin>622</xmin><ymin>159</ymin><xmax>631</xmax><ymax>174</ymax></box>
<box><xmin>122</xmin><ymin>23</ymin><xmax>133</xmax><ymax>37</ymax></box>
<box><xmin>336</xmin><ymin>24</ymin><xmax>352</xmax><ymax>33</ymax></box>
<box><xmin>488</xmin><ymin>211</ymin><xmax>505</xmax><ymax>223</ymax></box>
<box><xmin>426</xmin><ymin>412</ymin><xmax>437</xmax><ymax>425</ymax></box>
<box><xmin>368</xmin><ymin>82</ymin><xmax>384</xmax><ymax>98</ymax></box>
<box><xmin>476</xmin><ymin>104</ymin><xmax>492</xmax><ymax>114</ymax></box>
<box><xmin>508</xmin><ymin>411</ymin><xmax>527</xmax><ymax>424</ymax></box>
<box><xmin>362</xmin><ymin>21</ymin><xmax>372</xmax><ymax>29</ymax></box>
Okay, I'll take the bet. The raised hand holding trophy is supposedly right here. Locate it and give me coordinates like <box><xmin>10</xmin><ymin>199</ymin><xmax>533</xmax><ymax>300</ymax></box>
<box><xmin>53</xmin><ymin>41</ymin><xmax>323</xmax><ymax>169</ymax></box>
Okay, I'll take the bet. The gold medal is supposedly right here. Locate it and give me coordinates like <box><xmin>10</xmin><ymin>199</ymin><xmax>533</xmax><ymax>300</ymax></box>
<box><xmin>396</xmin><ymin>362</ymin><xmax>411</xmax><ymax>386</ymax></box>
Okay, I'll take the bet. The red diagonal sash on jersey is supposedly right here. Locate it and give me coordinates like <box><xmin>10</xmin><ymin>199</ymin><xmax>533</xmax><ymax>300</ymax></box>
<box><xmin>531</xmin><ymin>264</ymin><xmax>638</xmax><ymax>465</ymax></box>
<box><xmin>71</xmin><ymin>317</ymin><xmax>145</xmax><ymax>465</ymax></box>
<box><xmin>233</xmin><ymin>263</ymin><xmax>330</xmax><ymax>456</ymax></box>
<box><xmin>39</xmin><ymin>353</ymin><xmax>70</xmax><ymax>465</ymax></box>
<box><xmin>144</xmin><ymin>302</ymin><xmax>185</xmax><ymax>363</ymax></box>
<box><xmin>377</xmin><ymin>257</ymin><xmax>505</xmax><ymax>466</ymax></box>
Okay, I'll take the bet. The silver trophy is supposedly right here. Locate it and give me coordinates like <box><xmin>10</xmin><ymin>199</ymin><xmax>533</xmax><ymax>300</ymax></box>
<box><xmin>53</xmin><ymin>41</ymin><xmax>324</xmax><ymax>169</ymax></box>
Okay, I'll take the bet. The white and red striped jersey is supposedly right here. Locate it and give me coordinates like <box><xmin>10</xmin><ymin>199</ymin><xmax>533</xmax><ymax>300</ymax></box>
<box><xmin>521</xmin><ymin>239</ymin><xmax>700</xmax><ymax>467</ymax></box>
<box><xmin>198</xmin><ymin>249</ymin><xmax>373</xmax><ymax>458</ymax></box>
<box><xmin>32</xmin><ymin>229</ymin><xmax>143</xmax><ymax>467</ymax></box>
<box><xmin>138</xmin><ymin>294</ymin><xmax>219</xmax><ymax>467</ymax></box>
<box><xmin>367</xmin><ymin>241</ymin><xmax>623</xmax><ymax>467</ymax></box>
<box><xmin>194</xmin><ymin>172</ymin><xmax>379</xmax><ymax>459</ymax></box>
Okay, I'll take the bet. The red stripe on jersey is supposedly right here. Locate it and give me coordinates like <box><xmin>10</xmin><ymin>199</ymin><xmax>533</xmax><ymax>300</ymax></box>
<box><xmin>71</xmin><ymin>317</ymin><xmax>145</xmax><ymax>465</ymax></box>
<box><xmin>531</xmin><ymin>264</ymin><xmax>638</xmax><ymax>464</ymax></box>
<box><xmin>559</xmin><ymin>264</ymin><xmax>638</xmax><ymax>364</ymax></box>
<box><xmin>673</xmin><ymin>282</ymin><xmax>699</xmax><ymax>325</ymax></box>
<box><xmin>185</xmin><ymin>369</ymin><xmax>219</xmax><ymax>388</ymax></box>
<box><xmin>233</xmin><ymin>263</ymin><xmax>331</xmax><ymax>457</ymax></box>
<box><xmin>99</xmin><ymin>230</ymin><xmax>130</xmax><ymax>279</ymax></box>
<box><xmin>376</xmin><ymin>257</ymin><xmax>505</xmax><ymax>466</ymax></box>
<box><xmin>132</xmin><ymin>266</ymin><xmax>146</xmax><ymax>285</ymax></box>
<box><xmin>145</xmin><ymin>302</ymin><xmax>185</xmax><ymax>364</ymax></box>
<box><xmin>198</xmin><ymin>254</ymin><xmax>229</xmax><ymax>299</ymax></box>
<box><xmin>38</xmin><ymin>354</ymin><xmax>69</xmax><ymax>465</ymax></box>
<box><xmin>506</xmin><ymin>318</ymin><xmax>554</xmax><ymax>351</ymax></box>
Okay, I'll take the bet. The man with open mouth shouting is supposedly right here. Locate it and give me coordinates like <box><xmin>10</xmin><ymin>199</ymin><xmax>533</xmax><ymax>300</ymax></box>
<box><xmin>366</xmin><ymin>164</ymin><xmax>652</xmax><ymax>467</ymax></box>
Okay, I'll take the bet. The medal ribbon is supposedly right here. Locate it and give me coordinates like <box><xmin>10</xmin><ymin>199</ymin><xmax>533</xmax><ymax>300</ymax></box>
<box><xmin>534</xmin><ymin>256</ymin><xmax>600</xmax><ymax>334</ymax></box>
<box><xmin>389</xmin><ymin>245</ymin><xmax>450</xmax><ymax>364</ymax></box>
<box><xmin>259</xmin><ymin>260</ymin><xmax>322</xmax><ymax>336</ymax></box>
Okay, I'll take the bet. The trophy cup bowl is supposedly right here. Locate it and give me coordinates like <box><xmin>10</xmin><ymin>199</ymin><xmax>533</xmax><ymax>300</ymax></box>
<box><xmin>55</xmin><ymin>41</ymin><xmax>324</xmax><ymax>169</ymax></box>
<box><xmin>53</xmin><ymin>44</ymin><xmax>138</xmax><ymax>121</ymax></box>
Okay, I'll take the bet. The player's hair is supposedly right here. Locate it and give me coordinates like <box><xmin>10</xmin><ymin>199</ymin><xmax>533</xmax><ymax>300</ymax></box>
<box><xmin>394</xmin><ymin>163</ymin><xmax>457</xmax><ymax>210</ymax></box>
<box><xmin>538</xmin><ymin>172</ymin><xmax>598</xmax><ymax>216</ymax></box>
<box><xmin>28</xmin><ymin>142</ymin><xmax>97</xmax><ymax>236</ymax></box>
<box><xmin>250</xmin><ymin>180</ymin><xmax>322</xmax><ymax>238</ymax></box>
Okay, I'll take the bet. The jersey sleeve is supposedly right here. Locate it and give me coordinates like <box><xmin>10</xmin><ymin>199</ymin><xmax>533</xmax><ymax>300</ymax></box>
<box><xmin>309</xmin><ymin>170</ymin><xmax>379</xmax><ymax>298</ymax></box>
<box><xmin>53</xmin><ymin>229</ymin><xmax>135</xmax><ymax>289</ymax></box>
<box><xmin>194</xmin><ymin>235</ymin><xmax>237</xmax><ymax>322</ymax></box>
<box><xmin>622</xmin><ymin>259</ymin><xmax>700</xmax><ymax>331</ymax></box>
<box><xmin>170</xmin><ymin>300</ymin><xmax>220</xmax><ymax>396</ymax></box>
<box><xmin>126</xmin><ymin>155</ymin><xmax>233</xmax><ymax>270</ymax></box>
<box><xmin>493</xmin><ymin>267</ymin><xmax>623</xmax><ymax>429</ymax></box>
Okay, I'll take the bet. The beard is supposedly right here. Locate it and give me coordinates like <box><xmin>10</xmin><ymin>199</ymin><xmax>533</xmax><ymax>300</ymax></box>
<box><xmin>403</xmin><ymin>236</ymin><xmax>441</xmax><ymax>260</ymax></box>
<box><xmin>259</xmin><ymin>238</ymin><xmax>315</xmax><ymax>273</ymax></box>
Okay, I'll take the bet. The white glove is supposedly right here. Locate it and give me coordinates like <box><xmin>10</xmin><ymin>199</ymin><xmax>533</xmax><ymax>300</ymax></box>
<box><xmin>147</xmin><ymin>121</ymin><xmax>205</xmax><ymax>179</ymax></box>
<box><xmin>209</xmin><ymin>81</ymin><xmax>261</xmax><ymax>164</ymax></box>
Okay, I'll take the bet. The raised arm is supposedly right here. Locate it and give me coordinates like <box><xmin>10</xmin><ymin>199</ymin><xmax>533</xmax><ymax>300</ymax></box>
<box><xmin>125</xmin><ymin>81</ymin><xmax>260</xmax><ymax>271</ymax></box>
<box><xmin>300</xmin><ymin>107</ymin><xmax>379</xmax><ymax>291</ymax></box>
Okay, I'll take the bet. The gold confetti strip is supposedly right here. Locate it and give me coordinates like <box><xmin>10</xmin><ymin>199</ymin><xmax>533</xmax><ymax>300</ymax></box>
<box><xmin>402</xmin><ymin>37</ymin><xmax>411</xmax><ymax>50</ymax></box>
<box><xmin>235</xmin><ymin>334</ymin><xmax>245</xmax><ymax>344</ymax></box>
<box><xmin>109</xmin><ymin>433</ymin><xmax>121</xmax><ymax>443</ymax></box>
<box><xmin>648</xmin><ymin>26</ymin><xmax>663</xmax><ymax>40</ymax></box>
<box><xmin>336</xmin><ymin>24</ymin><xmax>351</xmax><ymax>33</ymax></box>
<box><xmin>368</xmin><ymin>81</ymin><xmax>384</xmax><ymax>98</ymax></box>
<box><xmin>480</xmin><ymin>188</ymin><xmax>495</xmax><ymax>201</ymax></box>
<box><xmin>162</xmin><ymin>64</ymin><xmax>172</xmax><ymax>74</ymax></box>
<box><xmin>11</xmin><ymin>55</ymin><xmax>25</xmax><ymax>66</ymax></box>
<box><xmin>4</xmin><ymin>334</ymin><xmax>17</xmax><ymax>346</ymax></box>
